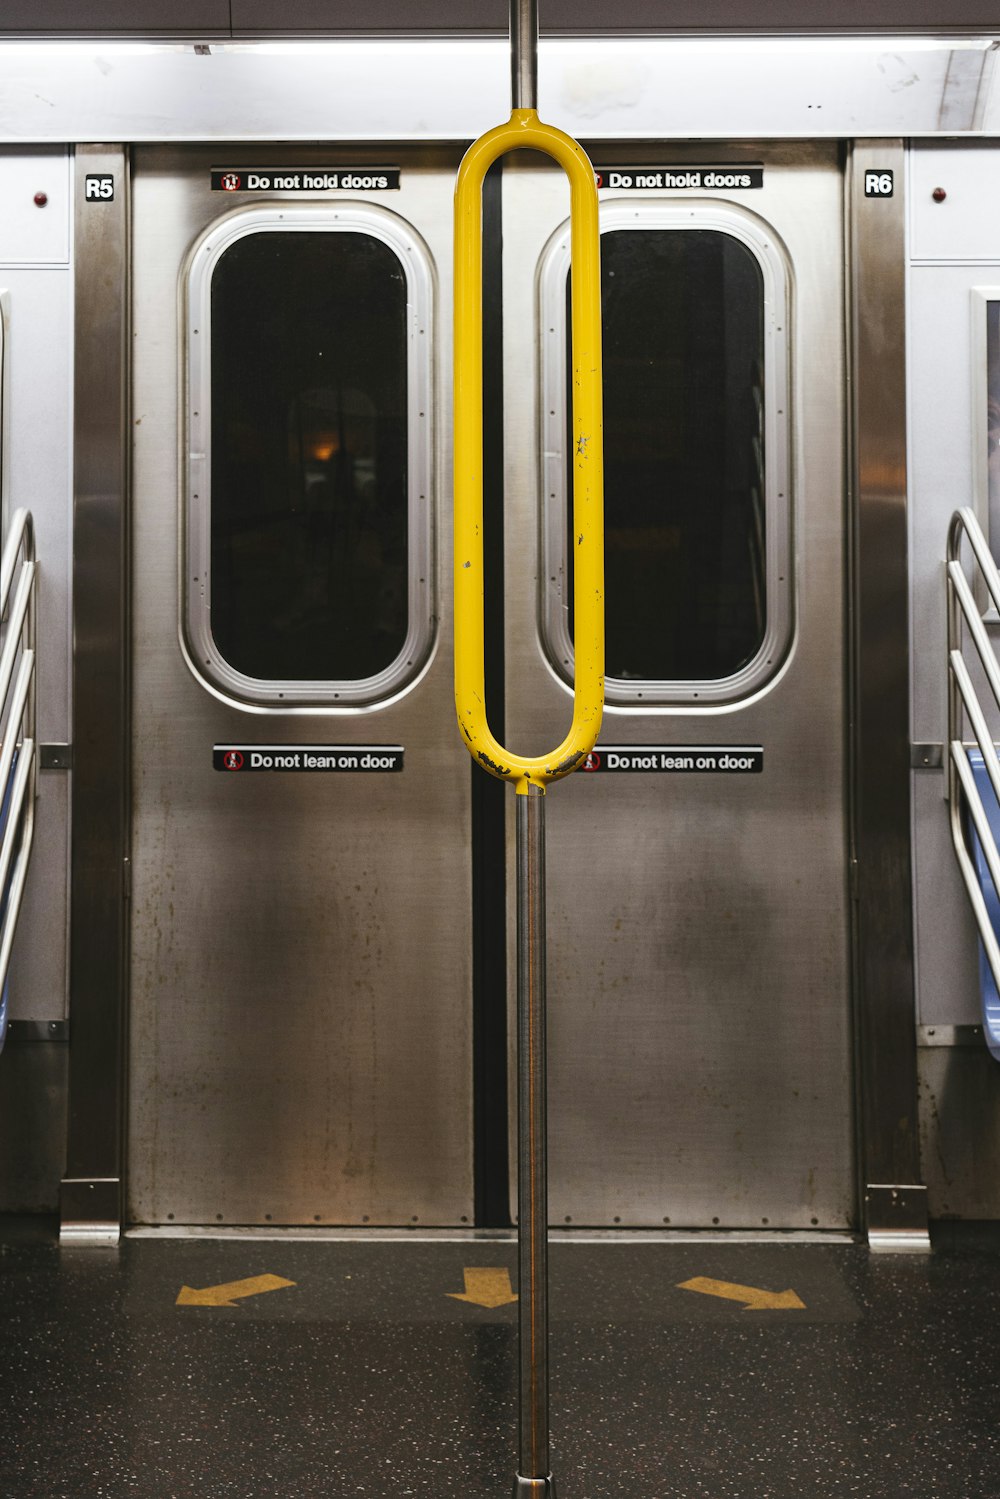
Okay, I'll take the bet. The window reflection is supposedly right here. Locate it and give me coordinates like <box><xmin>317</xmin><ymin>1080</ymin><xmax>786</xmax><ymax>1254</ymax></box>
<box><xmin>210</xmin><ymin>231</ymin><xmax>408</xmax><ymax>683</ymax></box>
<box><xmin>567</xmin><ymin>228</ymin><xmax>766</xmax><ymax>683</ymax></box>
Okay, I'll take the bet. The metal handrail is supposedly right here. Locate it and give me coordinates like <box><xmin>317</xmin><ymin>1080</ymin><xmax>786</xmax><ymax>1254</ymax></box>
<box><xmin>0</xmin><ymin>508</ymin><xmax>36</xmax><ymax>1052</ymax></box>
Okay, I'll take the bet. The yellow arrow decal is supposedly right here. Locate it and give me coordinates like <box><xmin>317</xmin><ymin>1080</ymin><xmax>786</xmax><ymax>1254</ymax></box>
<box><xmin>678</xmin><ymin>1276</ymin><xmax>805</xmax><ymax>1311</ymax></box>
<box><xmin>447</xmin><ymin>1267</ymin><xmax>518</xmax><ymax>1308</ymax></box>
<box><xmin>176</xmin><ymin>1273</ymin><xmax>296</xmax><ymax>1308</ymax></box>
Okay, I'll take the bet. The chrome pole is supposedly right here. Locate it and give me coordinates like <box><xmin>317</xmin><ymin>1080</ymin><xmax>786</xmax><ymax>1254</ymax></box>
<box><xmin>514</xmin><ymin>786</ymin><xmax>555</xmax><ymax>1499</ymax></box>
<box><xmin>511</xmin><ymin>0</ymin><xmax>538</xmax><ymax>112</ymax></box>
<box><xmin>508</xmin><ymin>8</ymin><xmax>559</xmax><ymax>1492</ymax></box>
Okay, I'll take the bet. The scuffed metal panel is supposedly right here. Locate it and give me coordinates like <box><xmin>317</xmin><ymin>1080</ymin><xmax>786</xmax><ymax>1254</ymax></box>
<box><xmin>501</xmin><ymin>144</ymin><xmax>856</xmax><ymax>1230</ymax></box>
<box><xmin>919</xmin><ymin>1045</ymin><xmax>1000</xmax><ymax>1218</ymax></box>
<box><xmin>0</xmin><ymin>1040</ymin><xmax>68</xmax><ymax>1212</ymax></box>
<box><xmin>0</xmin><ymin>41</ymin><xmax>992</xmax><ymax>143</ymax></box>
<box><xmin>127</xmin><ymin>146</ymin><xmax>473</xmax><ymax>1228</ymax></box>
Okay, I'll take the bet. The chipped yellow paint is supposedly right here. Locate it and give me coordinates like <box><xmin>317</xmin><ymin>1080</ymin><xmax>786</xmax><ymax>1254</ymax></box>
<box><xmin>176</xmin><ymin>1273</ymin><xmax>296</xmax><ymax>1307</ymax></box>
<box><xmin>677</xmin><ymin>1276</ymin><xmax>806</xmax><ymax>1311</ymax></box>
<box><xmin>454</xmin><ymin>108</ymin><xmax>604</xmax><ymax>794</ymax></box>
<box><xmin>447</xmin><ymin>1266</ymin><xmax>519</xmax><ymax>1308</ymax></box>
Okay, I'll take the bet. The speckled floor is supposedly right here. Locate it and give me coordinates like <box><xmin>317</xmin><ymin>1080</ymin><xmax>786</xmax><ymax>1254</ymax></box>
<box><xmin>3</xmin><ymin>1223</ymin><xmax>1000</xmax><ymax>1498</ymax></box>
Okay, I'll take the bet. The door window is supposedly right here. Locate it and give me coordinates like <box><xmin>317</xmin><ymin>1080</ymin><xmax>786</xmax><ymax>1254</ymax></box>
<box><xmin>540</xmin><ymin>202</ymin><xmax>791</xmax><ymax>704</ymax></box>
<box><xmin>185</xmin><ymin>207</ymin><xmax>433</xmax><ymax>707</ymax></box>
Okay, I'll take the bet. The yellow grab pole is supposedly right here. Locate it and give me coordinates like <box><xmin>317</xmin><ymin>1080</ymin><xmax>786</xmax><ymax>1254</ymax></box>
<box><xmin>454</xmin><ymin>108</ymin><xmax>604</xmax><ymax>795</ymax></box>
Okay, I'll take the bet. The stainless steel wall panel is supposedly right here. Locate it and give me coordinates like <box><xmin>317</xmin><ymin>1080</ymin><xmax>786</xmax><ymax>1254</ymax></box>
<box><xmin>62</xmin><ymin>145</ymin><xmax>129</xmax><ymax>1241</ymax></box>
<box><xmin>0</xmin><ymin>1036</ymin><xmax>68</xmax><ymax>1213</ymax></box>
<box><xmin>502</xmin><ymin>143</ymin><xmax>854</xmax><ymax>1230</ymax></box>
<box><xmin>918</xmin><ymin>1043</ymin><xmax>1000</xmax><ymax>1218</ymax></box>
<box><xmin>849</xmin><ymin>141</ymin><xmax>927</xmax><ymax>1242</ymax></box>
<box><xmin>126</xmin><ymin>770</ymin><xmax>472</xmax><ymax>1225</ymax></box>
<box><xmin>541</xmin><ymin>778</ymin><xmax>854</xmax><ymax>1229</ymax></box>
<box><xmin>128</xmin><ymin>147</ymin><xmax>472</xmax><ymax>1228</ymax></box>
<box><xmin>9</xmin><ymin>778</ymin><xmax>69</xmax><ymax>1024</ymax></box>
<box><xmin>912</xmin><ymin>772</ymin><xmax>979</xmax><ymax>1028</ymax></box>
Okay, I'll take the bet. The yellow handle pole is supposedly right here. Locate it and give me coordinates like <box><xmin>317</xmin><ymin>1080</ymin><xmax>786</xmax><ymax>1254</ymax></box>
<box><xmin>454</xmin><ymin>108</ymin><xmax>604</xmax><ymax>795</ymax></box>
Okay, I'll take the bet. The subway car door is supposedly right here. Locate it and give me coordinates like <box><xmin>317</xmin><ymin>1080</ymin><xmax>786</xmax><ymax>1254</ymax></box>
<box><xmin>128</xmin><ymin>148</ymin><xmax>472</xmax><ymax>1227</ymax></box>
<box><xmin>502</xmin><ymin>145</ymin><xmax>854</xmax><ymax>1229</ymax></box>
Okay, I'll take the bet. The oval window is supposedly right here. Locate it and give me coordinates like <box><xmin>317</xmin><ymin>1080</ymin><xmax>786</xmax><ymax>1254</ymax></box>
<box><xmin>185</xmin><ymin>207</ymin><xmax>433</xmax><ymax>708</ymax></box>
<box><xmin>540</xmin><ymin>202</ymin><xmax>791</xmax><ymax>705</ymax></box>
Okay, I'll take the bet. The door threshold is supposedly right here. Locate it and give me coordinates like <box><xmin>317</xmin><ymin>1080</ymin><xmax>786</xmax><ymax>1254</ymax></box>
<box><xmin>126</xmin><ymin>1224</ymin><xmax>858</xmax><ymax>1244</ymax></box>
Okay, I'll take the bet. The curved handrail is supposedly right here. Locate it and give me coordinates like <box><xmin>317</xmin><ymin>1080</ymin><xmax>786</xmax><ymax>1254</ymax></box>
<box><xmin>454</xmin><ymin>108</ymin><xmax>604</xmax><ymax>794</ymax></box>
<box><xmin>0</xmin><ymin>508</ymin><xmax>36</xmax><ymax>1053</ymax></box>
<box><xmin>947</xmin><ymin>506</ymin><xmax>1000</xmax><ymax>1058</ymax></box>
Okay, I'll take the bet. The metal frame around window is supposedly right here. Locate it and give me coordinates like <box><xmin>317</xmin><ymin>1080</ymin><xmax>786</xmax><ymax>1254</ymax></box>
<box><xmin>539</xmin><ymin>198</ymin><xmax>792</xmax><ymax>707</ymax></box>
<box><xmin>184</xmin><ymin>203</ymin><xmax>435</xmax><ymax>710</ymax></box>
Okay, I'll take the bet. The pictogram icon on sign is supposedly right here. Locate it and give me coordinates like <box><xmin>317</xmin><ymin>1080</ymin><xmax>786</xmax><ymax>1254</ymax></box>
<box><xmin>582</xmin><ymin>752</ymin><xmax>601</xmax><ymax>771</ymax></box>
<box><xmin>220</xmin><ymin>173</ymin><xmax>241</xmax><ymax>192</ymax></box>
<box><xmin>223</xmin><ymin>750</ymin><xmax>244</xmax><ymax>770</ymax></box>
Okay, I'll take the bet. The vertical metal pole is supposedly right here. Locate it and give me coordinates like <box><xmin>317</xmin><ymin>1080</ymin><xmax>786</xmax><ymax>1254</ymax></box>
<box><xmin>514</xmin><ymin>786</ymin><xmax>555</xmax><ymax>1499</ymax></box>
<box><xmin>513</xmin><ymin>3</ymin><xmax>548</xmax><ymax>1489</ymax></box>
<box><xmin>511</xmin><ymin>0</ymin><xmax>538</xmax><ymax>112</ymax></box>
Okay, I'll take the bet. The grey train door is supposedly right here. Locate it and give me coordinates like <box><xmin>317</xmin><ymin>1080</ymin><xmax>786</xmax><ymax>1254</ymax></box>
<box><xmin>128</xmin><ymin>148</ymin><xmax>471</xmax><ymax>1227</ymax></box>
<box><xmin>502</xmin><ymin>144</ymin><xmax>853</xmax><ymax>1229</ymax></box>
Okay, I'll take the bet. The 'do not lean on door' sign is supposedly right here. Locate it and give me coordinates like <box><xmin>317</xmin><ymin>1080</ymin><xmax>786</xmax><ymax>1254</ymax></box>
<box><xmin>579</xmin><ymin>746</ymin><xmax>763</xmax><ymax>773</ymax></box>
<box><xmin>213</xmin><ymin>745</ymin><xmax>404</xmax><ymax>772</ymax></box>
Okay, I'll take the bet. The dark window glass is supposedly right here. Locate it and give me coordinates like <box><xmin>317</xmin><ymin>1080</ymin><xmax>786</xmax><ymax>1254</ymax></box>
<box><xmin>210</xmin><ymin>232</ymin><xmax>408</xmax><ymax>682</ymax></box>
<box><xmin>567</xmin><ymin>229</ymin><xmax>766</xmax><ymax>682</ymax></box>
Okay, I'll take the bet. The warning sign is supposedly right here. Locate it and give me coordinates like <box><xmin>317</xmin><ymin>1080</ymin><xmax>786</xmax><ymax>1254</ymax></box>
<box><xmin>595</xmin><ymin>166</ymin><xmax>764</xmax><ymax>191</ymax></box>
<box><xmin>211</xmin><ymin>168</ymin><xmax>400</xmax><ymax>193</ymax></box>
<box><xmin>580</xmin><ymin>746</ymin><xmax>763</xmax><ymax>774</ymax></box>
<box><xmin>213</xmin><ymin>745</ymin><xmax>404</xmax><ymax>772</ymax></box>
